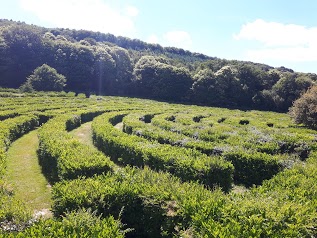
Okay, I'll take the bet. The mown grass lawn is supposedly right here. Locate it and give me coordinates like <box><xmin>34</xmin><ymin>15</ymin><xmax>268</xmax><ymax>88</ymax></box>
<box><xmin>5</xmin><ymin>130</ymin><xmax>52</xmax><ymax>217</ymax></box>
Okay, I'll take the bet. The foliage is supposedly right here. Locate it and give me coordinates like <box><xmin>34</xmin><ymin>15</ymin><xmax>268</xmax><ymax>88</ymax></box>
<box><xmin>289</xmin><ymin>85</ymin><xmax>317</xmax><ymax>129</ymax></box>
<box><xmin>52</xmin><ymin>167</ymin><xmax>226</xmax><ymax>237</ymax></box>
<box><xmin>223</xmin><ymin>150</ymin><xmax>281</xmax><ymax>186</ymax></box>
<box><xmin>3</xmin><ymin>210</ymin><xmax>125</xmax><ymax>237</ymax></box>
<box><xmin>21</xmin><ymin>64</ymin><xmax>66</xmax><ymax>92</ymax></box>
<box><xmin>133</xmin><ymin>56</ymin><xmax>192</xmax><ymax>101</ymax></box>
<box><xmin>1</xmin><ymin>20</ymin><xmax>317</xmax><ymax>111</ymax></box>
<box><xmin>0</xmin><ymin>75</ymin><xmax>317</xmax><ymax>237</ymax></box>
<box><xmin>92</xmin><ymin>112</ymin><xmax>234</xmax><ymax>191</ymax></box>
<box><xmin>38</xmin><ymin>112</ymin><xmax>115</xmax><ymax>182</ymax></box>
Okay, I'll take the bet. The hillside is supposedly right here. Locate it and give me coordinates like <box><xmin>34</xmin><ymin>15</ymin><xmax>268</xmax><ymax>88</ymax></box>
<box><xmin>0</xmin><ymin>19</ymin><xmax>316</xmax><ymax>112</ymax></box>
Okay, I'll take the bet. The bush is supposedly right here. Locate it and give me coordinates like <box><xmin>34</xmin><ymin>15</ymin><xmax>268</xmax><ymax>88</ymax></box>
<box><xmin>223</xmin><ymin>150</ymin><xmax>281</xmax><ymax>186</ymax></box>
<box><xmin>4</xmin><ymin>210</ymin><xmax>125</xmax><ymax>237</ymax></box>
<box><xmin>52</xmin><ymin>167</ymin><xmax>226</xmax><ymax>237</ymax></box>
<box><xmin>289</xmin><ymin>85</ymin><xmax>317</xmax><ymax>129</ymax></box>
<box><xmin>21</xmin><ymin>64</ymin><xmax>66</xmax><ymax>92</ymax></box>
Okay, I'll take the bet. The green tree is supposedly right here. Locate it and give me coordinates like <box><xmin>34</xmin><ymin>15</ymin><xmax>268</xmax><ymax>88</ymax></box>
<box><xmin>22</xmin><ymin>64</ymin><xmax>66</xmax><ymax>91</ymax></box>
<box><xmin>192</xmin><ymin>65</ymin><xmax>243</xmax><ymax>106</ymax></box>
<box><xmin>0</xmin><ymin>24</ymin><xmax>44</xmax><ymax>88</ymax></box>
<box><xmin>133</xmin><ymin>56</ymin><xmax>192</xmax><ymax>101</ymax></box>
<box><xmin>92</xmin><ymin>46</ymin><xmax>116</xmax><ymax>95</ymax></box>
<box><xmin>289</xmin><ymin>85</ymin><xmax>317</xmax><ymax>129</ymax></box>
<box><xmin>109</xmin><ymin>46</ymin><xmax>133</xmax><ymax>94</ymax></box>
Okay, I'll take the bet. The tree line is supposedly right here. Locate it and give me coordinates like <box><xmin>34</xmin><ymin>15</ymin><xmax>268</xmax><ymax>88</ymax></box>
<box><xmin>0</xmin><ymin>19</ymin><xmax>316</xmax><ymax>112</ymax></box>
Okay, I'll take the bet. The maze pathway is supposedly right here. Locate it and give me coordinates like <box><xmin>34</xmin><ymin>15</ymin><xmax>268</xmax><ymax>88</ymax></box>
<box><xmin>69</xmin><ymin>121</ymin><xmax>94</xmax><ymax>146</ymax></box>
<box><xmin>5</xmin><ymin>130</ymin><xmax>52</xmax><ymax>218</ymax></box>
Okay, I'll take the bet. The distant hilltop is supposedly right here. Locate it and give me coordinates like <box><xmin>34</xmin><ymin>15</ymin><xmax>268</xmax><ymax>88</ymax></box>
<box><xmin>0</xmin><ymin>19</ymin><xmax>316</xmax><ymax>112</ymax></box>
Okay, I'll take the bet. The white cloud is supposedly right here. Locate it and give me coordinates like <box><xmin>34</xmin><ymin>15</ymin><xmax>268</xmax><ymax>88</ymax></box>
<box><xmin>147</xmin><ymin>34</ymin><xmax>159</xmax><ymax>44</ymax></box>
<box><xmin>247</xmin><ymin>47</ymin><xmax>317</xmax><ymax>62</ymax></box>
<box><xmin>163</xmin><ymin>31</ymin><xmax>192</xmax><ymax>49</ymax></box>
<box><xmin>125</xmin><ymin>6</ymin><xmax>139</xmax><ymax>17</ymax></box>
<box><xmin>235</xmin><ymin>19</ymin><xmax>317</xmax><ymax>62</ymax></box>
<box><xmin>19</xmin><ymin>0</ymin><xmax>138</xmax><ymax>36</ymax></box>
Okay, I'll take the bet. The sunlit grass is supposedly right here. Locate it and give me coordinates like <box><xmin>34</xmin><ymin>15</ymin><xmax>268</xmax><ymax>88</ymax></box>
<box><xmin>69</xmin><ymin>121</ymin><xmax>93</xmax><ymax>146</ymax></box>
<box><xmin>4</xmin><ymin>130</ymin><xmax>52</xmax><ymax>216</ymax></box>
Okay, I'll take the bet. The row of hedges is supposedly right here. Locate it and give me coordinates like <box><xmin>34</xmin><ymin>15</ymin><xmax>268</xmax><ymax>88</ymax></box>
<box><xmin>123</xmin><ymin>113</ymin><xmax>284</xmax><ymax>186</ymax></box>
<box><xmin>38</xmin><ymin>112</ymin><xmax>115</xmax><ymax>182</ymax></box>
<box><xmin>52</xmin><ymin>167</ymin><xmax>226</xmax><ymax>237</ymax></box>
<box><xmin>52</xmin><ymin>151</ymin><xmax>317</xmax><ymax>237</ymax></box>
<box><xmin>92</xmin><ymin>112</ymin><xmax>234</xmax><ymax>191</ymax></box>
<box><xmin>123</xmin><ymin>113</ymin><xmax>216</xmax><ymax>154</ymax></box>
<box><xmin>152</xmin><ymin>112</ymin><xmax>314</xmax><ymax>155</ymax></box>
<box><xmin>2</xmin><ymin>210</ymin><xmax>125</xmax><ymax>238</ymax></box>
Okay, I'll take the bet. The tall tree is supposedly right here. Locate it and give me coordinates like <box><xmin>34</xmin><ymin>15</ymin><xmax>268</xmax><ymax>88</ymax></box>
<box><xmin>0</xmin><ymin>24</ymin><xmax>44</xmax><ymax>87</ymax></box>
<box><xmin>133</xmin><ymin>56</ymin><xmax>192</xmax><ymax>101</ymax></box>
<box><xmin>21</xmin><ymin>64</ymin><xmax>66</xmax><ymax>91</ymax></box>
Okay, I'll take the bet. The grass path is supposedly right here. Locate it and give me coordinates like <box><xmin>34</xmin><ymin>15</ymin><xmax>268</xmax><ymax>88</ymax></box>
<box><xmin>5</xmin><ymin>130</ymin><xmax>52</xmax><ymax>218</ymax></box>
<box><xmin>69</xmin><ymin>121</ymin><xmax>93</xmax><ymax>146</ymax></box>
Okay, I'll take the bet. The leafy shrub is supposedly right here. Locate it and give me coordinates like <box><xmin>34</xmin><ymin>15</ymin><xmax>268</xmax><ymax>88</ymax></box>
<box><xmin>4</xmin><ymin>210</ymin><xmax>125</xmax><ymax>237</ymax></box>
<box><xmin>52</xmin><ymin>167</ymin><xmax>226</xmax><ymax>237</ymax></box>
<box><xmin>289</xmin><ymin>85</ymin><xmax>317</xmax><ymax>129</ymax></box>
<box><xmin>223</xmin><ymin>150</ymin><xmax>281</xmax><ymax>186</ymax></box>
<box><xmin>21</xmin><ymin>64</ymin><xmax>67</xmax><ymax>92</ymax></box>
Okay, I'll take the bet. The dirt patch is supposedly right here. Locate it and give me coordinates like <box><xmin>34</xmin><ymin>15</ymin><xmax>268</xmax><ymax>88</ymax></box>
<box><xmin>114</xmin><ymin>122</ymin><xmax>124</xmax><ymax>131</ymax></box>
<box><xmin>33</xmin><ymin>208</ymin><xmax>53</xmax><ymax>220</ymax></box>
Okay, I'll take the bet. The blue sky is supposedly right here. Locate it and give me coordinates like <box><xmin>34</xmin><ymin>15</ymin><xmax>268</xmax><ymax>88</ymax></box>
<box><xmin>1</xmin><ymin>0</ymin><xmax>317</xmax><ymax>73</ymax></box>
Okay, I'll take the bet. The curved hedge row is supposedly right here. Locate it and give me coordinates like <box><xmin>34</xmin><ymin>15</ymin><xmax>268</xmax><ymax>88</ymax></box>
<box><xmin>123</xmin><ymin>113</ymin><xmax>284</xmax><ymax>186</ymax></box>
<box><xmin>38</xmin><ymin>111</ymin><xmax>115</xmax><ymax>182</ymax></box>
<box><xmin>2</xmin><ymin>210</ymin><xmax>125</xmax><ymax>238</ymax></box>
<box><xmin>92</xmin><ymin>112</ymin><xmax>234</xmax><ymax>191</ymax></box>
<box><xmin>52</xmin><ymin>167</ymin><xmax>226</xmax><ymax>237</ymax></box>
<box><xmin>52</xmin><ymin>153</ymin><xmax>317</xmax><ymax>237</ymax></box>
<box><xmin>122</xmin><ymin>113</ymin><xmax>216</xmax><ymax>154</ymax></box>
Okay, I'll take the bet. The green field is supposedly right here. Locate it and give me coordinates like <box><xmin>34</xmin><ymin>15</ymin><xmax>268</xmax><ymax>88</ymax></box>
<box><xmin>0</xmin><ymin>92</ymin><xmax>316</xmax><ymax>237</ymax></box>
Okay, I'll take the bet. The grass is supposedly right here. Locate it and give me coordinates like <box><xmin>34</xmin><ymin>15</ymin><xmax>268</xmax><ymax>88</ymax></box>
<box><xmin>4</xmin><ymin>130</ymin><xmax>52</xmax><ymax>217</ymax></box>
<box><xmin>69</xmin><ymin>121</ymin><xmax>93</xmax><ymax>146</ymax></box>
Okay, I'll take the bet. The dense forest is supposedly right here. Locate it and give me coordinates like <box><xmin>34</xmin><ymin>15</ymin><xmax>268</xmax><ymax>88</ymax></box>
<box><xmin>0</xmin><ymin>19</ymin><xmax>316</xmax><ymax>111</ymax></box>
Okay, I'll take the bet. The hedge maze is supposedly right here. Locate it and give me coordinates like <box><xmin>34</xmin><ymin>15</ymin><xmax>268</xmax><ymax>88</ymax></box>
<box><xmin>1</xmin><ymin>93</ymin><xmax>316</xmax><ymax>237</ymax></box>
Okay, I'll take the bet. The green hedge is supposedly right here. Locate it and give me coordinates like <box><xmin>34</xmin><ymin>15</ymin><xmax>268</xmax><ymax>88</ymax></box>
<box><xmin>92</xmin><ymin>112</ymin><xmax>234</xmax><ymax>191</ymax></box>
<box><xmin>38</xmin><ymin>113</ymin><xmax>115</xmax><ymax>182</ymax></box>
<box><xmin>123</xmin><ymin>113</ymin><xmax>216</xmax><ymax>154</ymax></box>
<box><xmin>52</xmin><ymin>167</ymin><xmax>226</xmax><ymax>237</ymax></box>
<box><xmin>3</xmin><ymin>210</ymin><xmax>125</xmax><ymax>237</ymax></box>
<box><xmin>223</xmin><ymin>150</ymin><xmax>281</xmax><ymax>186</ymax></box>
<box><xmin>52</xmin><ymin>156</ymin><xmax>317</xmax><ymax>237</ymax></box>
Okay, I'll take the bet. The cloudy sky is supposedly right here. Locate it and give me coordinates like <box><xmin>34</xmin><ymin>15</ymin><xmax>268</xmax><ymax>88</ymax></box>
<box><xmin>1</xmin><ymin>0</ymin><xmax>317</xmax><ymax>73</ymax></box>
